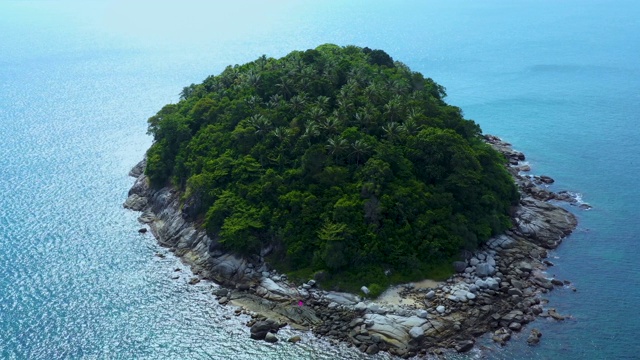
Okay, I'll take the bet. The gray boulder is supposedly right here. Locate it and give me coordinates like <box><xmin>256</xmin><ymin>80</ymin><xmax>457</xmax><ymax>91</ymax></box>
<box><xmin>453</xmin><ymin>261</ymin><xmax>467</xmax><ymax>273</ymax></box>
<box><xmin>509</xmin><ymin>322</ymin><xmax>522</xmax><ymax>331</ymax></box>
<box><xmin>486</xmin><ymin>256</ymin><xmax>496</xmax><ymax>267</ymax></box>
<box><xmin>486</xmin><ymin>235</ymin><xmax>515</xmax><ymax>250</ymax></box>
<box><xmin>493</xmin><ymin>332</ymin><xmax>511</xmax><ymax>345</ymax></box>
<box><xmin>527</xmin><ymin>328</ymin><xmax>542</xmax><ymax>345</ymax></box>
<box><xmin>123</xmin><ymin>194</ymin><xmax>148</xmax><ymax>211</ymax></box>
<box><xmin>350</xmin><ymin>318</ymin><xmax>364</xmax><ymax>327</ymax></box>
<box><xmin>128</xmin><ymin>173</ymin><xmax>149</xmax><ymax>197</ymax></box>
<box><xmin>128</xmin><ymin>160</ymin><xmax>146</xmax><ymax>177</ymax></box>
<box><xmin>508</xmin><ymin>288</ymin><xmax>523</xmax><ymax>297</ymax></box>
<box><xmin>288</xmin><ymin>335</ymin><xmax>301</xmax><ymax>343</ymax></box>
<box><xmin>255</xmin><ymin>278</ymin><xmax>296</xmax><ymax>301</ymax></box>
<box><xmin>455</xmin><ymin>340</ymin><xmax>475</xmax><ymax>353</ymax></box>
<box><xmin>511</xmin><ymin>279</ymin><xmax>525</xmax><ymax>290</ymax></box>
<box><xmin>354</xmin><ymin>302</ymin><xmax>367</xmax><ymax>311</ymax></box>
<box><xmin>365</xmin><ymin>344</ymin><xmax>379</xmax><ymax>355</ymax></box>
<box><xmin>475</xmin><ymin>279</ymin><xmax>487</xmax><ymax>289</ymax></box>
<box><xmin>250</xmin><ymin>321</ymin><xmax>272</xmax><ymax>340</ymax></box>
<box><xmin>485</xmin><ymin>277</ymin><xmax>499</xmax><ymax>290</ymax></box>
<box><xmin>325</xmin><ymin>292</ymin><xmax>360</xmax><ymax>305</ymax></box>
<box><xmin>209</xmin><ymin>253</ymin><xmax>254</xmax><ymax>284</ymax></box>
<box><xmin>264</xmin><ymin>332</ymin><xmax>278</xmax><ymax>343</ymax></box>
<box><xmin>476</xmin><ymin>263</ymin><xmax>495</xmax><ymax>277</ymax></box>
<box><xmin>367</xmin><ymin>303</ymin><xmax>381</xmax><ymax>313</ymax></box>
<box><xmin>518</xmin><ymin>261</ymin><xmax>533</xmax><ymax>273</ymax></box>
<box><xmin>409</xmin><ymin>326</ymin><xmax>424</xmax><ymax>339</ymax></box>
<box><xmin>364</xmin><ymin>314</ymin><xmax>412</xmax><ymax>346</ymax></box>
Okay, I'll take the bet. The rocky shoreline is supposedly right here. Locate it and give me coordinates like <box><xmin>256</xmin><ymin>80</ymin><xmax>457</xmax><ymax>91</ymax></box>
<box><xmin>124</xmin><ymin>135</ymin><xmax>582</xmax><ymax>358</ymax></box>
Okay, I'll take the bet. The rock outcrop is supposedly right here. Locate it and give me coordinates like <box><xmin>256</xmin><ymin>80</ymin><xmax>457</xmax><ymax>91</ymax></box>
<box><xmin>124</xmin><ymin>134</ymin><xmax>582</xmax><ymax>357</ymax></box>
<box><xmin>527</xmin><ymin>328</ymin><xmax>542</xmax><ymax>345</ymax></box>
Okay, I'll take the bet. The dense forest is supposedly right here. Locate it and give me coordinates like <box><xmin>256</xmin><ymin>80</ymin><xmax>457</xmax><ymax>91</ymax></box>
<box><xmin>145</xmin><ymin>44</ymin><xmax>519</xmax><ymax>293</ymax></box>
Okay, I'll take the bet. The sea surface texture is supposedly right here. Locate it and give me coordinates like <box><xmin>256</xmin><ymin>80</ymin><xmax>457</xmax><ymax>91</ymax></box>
<box><xmin>1</xmin><ymin>1</ymin><xmax>639</xmax><ymax>359</ymax></box>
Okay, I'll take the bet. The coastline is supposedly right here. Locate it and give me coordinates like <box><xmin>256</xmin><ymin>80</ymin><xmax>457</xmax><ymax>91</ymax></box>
<box><xmin>124</xmin><ymin>135</ymin><xmax>581</xmax><ymax>357</ymax></box>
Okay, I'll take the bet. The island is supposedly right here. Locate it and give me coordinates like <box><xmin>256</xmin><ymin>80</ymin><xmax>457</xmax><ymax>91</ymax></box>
<box><xmin>124</xmin><ymin>44</ymin><xmax>579</xmax><ymax>357</ymax></box>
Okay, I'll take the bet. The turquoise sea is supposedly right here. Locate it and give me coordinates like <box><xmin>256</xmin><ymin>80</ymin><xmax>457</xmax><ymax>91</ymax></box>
<box><xmin>1</xmin><ymin>1</ymin><xmax>639</xmax><ymax>359</ymax></box>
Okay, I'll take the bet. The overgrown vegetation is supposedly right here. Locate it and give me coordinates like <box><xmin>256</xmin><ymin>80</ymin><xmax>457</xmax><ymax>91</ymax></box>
<box><xmin>145</xmin><ymin>44</ymin><xmax>519</xmax><ymax>292</ymax></box>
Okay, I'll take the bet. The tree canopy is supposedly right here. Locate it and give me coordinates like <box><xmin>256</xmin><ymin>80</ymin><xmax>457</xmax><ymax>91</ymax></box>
<box><xmin>145</xmin><ymin>44</ymin><xmax>519</xmax><ymax>291</ymax></box>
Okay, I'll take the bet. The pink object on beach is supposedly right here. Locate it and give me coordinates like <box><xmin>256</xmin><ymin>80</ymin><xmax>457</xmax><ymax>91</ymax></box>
<box><xmin>298</xmin><ymin>300</ymin><xmax>303</xmax><ymax>307</ymax></box>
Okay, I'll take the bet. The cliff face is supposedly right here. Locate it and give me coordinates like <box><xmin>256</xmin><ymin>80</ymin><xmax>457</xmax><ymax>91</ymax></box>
<box><xmin>125</xmin><ymin>159</ymin><xmax>262</xmax><ymax>287</ymax></box>
<box><xmin>124</xmin><ymin>136</ymin><xmax>581</xmax><ymax>357</ymax></box>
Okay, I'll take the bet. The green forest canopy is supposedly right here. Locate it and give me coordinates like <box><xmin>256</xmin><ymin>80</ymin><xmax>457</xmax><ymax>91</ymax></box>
<box><xmin>145</xmin><ymin>44</ymin><xmax>519</xmax><ymax>293</ymax></box>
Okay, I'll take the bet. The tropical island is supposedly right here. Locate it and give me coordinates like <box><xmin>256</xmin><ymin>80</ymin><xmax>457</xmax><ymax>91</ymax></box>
<box><xmin>143</xmin><ymin>44</ymin><xmax>519</xmax><ymax>292</ymax></box>
<box><xmin>125</xmin><ymin>45</ymin><xmax>580</xmax><ymax>357</ymax></box>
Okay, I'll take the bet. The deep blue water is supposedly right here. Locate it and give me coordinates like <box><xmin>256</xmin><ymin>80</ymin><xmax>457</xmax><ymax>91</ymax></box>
<box><xmin>1</xmin><ymin>1</ymin><xmax>639</xmax><ymax>359</ymax></box>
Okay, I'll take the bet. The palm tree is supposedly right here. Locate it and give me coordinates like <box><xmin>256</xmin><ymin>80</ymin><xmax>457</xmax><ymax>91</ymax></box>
<box><xmin>322</xmin><ymin>66</ymin><xmax>339</xmax><ymax>86</ymax></box>
<box><xmin>246</xmin><ymin>95</ymin><xmax>262</xmax><ymax>110</ymax></box>
<box><xmin>245</xmin><ymin>70</ymin><xmax>261</xmax><ymax>87</ymax></box>
<box><xmin>301</xmin><ymin>120</ymin><xmax>319</xmax><ymax>146</ymax></box>
<box><xmin>289</xmin><ymin>93</ymin><xmax>307</xmax><ymax>113</ymax></box>
<box><xmin>276</xmin><ymin>77</ymin><xmax>293</xmax><ymax>100</ymax></box>
<box><xmin>268</xmin><ymin>94</ymin><xmax>283</xmax><ymax>109</ymax></box>
<box><xmin>354</xmin><ymin>108</ymin><xmax>375</xmax><ymax>131</ymax></box>
<box><xmin>364</xmin><ymin>84</ymin><xmax>381</xmax><ymax>104</ymax></box>
<box><xmin>301</xmin><ymin>65</ymin><xmax>316</xmax><ymax>77</ymax></box>
<box><xmin>318</xmin><ymin>116</ymin><xmax>340</xmax><ymax>135</ymax></box>
<box><xmin>255</xmin><ymin>55</ymin><xmax>268</xmax><ymax>70</ymax></box>
<box><xmin>332</xmin><ymin>107</ymin><xmax>348</xmax><ymax>124</ymax></box>
<box><xmin>326</xmin><ymin>136</ymin><xmax>348</xmax><ymax>153</ymax></box>
<box><xmin>353</xmin><ymin>111</ymin><xmax>367</xmax><ymax>129</ymax></box>
<box><xmin>339</xmin><ymin>80</ymin><xmax>358</xmax><ymax>100</ymax></box>
<box><xmin>336</xmin><ymin>97</ymin><xmax>354</xmax><ymax>117</ymax></box>
<box><xmin>307</xmin><ymin>106</ymin><xmax>326</xmax><ymax>123</ymax></box>
<box><xmin>316</xmin><ymin>96</ymin><xmax>330</xmax><ymax>110</ymax></box>
<box><xmin>386</xmin><ymin>78</ymin><xmax>408</xmax><ymax>96</ymax></box>
<box><xmin>350</xmin><ymin>140</ymin><xmax>372</xmax><ymax>165</ymax></box>
<box><xmin>179</xmin><ymin>84</ymin><xmax>197</xmax><ymax>100</ymax></box>
<box><xmin>382</xmin><ymin>121</ymin><xmax>402</xmax><ymax>142</ymax></box>
<box><xmin>384</xmin><ymin>96</ymin><xmax>403</xmax><ymax>122</ymax></box>
<box><xmin>399</xmin><ymin>109</ymin><xmax>422</xmax><ymax>136</ymax></box>
<box><xmin>248</xmin><ymin>114</ymin><xmax>271</xmax><ymax>137</ymax></box>
<box><xmin>271</xmin><ymin>126</ymin><xmax>290</xmax><ymax>142</ymax></box>
<box><xmin>219</xmin><ymin>65</ymin><xmax>240</xmax><ymax>88</ymax></box>
<box><xmin>326</xmin><ymin>136</ymin><xmax>348</xmax><ymax>160</ymax></box>
<box><xmin>285</xmin><ymin>53</ymin><xmax>304</xmax><ymax>72</ymax></box>
<box><xmin>348</xmin><ymin>66</ymin><xmax>369</xmax><ymax>87</ymax></box>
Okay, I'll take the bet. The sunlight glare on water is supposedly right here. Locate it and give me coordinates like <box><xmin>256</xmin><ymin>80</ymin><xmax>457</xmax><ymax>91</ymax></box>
<box><xmin>1</xmin><ymin>1</ymin><xmax>639</xmax><ymax>359</ymax></box>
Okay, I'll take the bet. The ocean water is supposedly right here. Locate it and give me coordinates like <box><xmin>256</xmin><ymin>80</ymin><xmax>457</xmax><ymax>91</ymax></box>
<box><xmin>1</xmin><ymin>1</ymin><xmax>638</xmax><ymax>359</ymax></box>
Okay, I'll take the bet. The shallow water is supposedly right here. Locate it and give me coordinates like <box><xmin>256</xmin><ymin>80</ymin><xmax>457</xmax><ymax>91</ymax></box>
<box><xmin>1</xmin><ymin>1</ymin><xmax>639</xmax><ymax>359</ymax></box>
